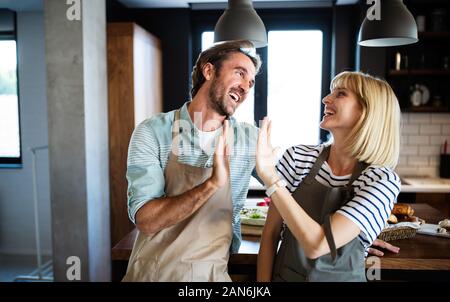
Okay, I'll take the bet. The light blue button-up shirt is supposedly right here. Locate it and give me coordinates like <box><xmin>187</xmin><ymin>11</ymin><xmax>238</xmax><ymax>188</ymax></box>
<box><xmin>126</xmin><ymin>102</ymin><xmax>258</xmax><ymax>253</ymax></box>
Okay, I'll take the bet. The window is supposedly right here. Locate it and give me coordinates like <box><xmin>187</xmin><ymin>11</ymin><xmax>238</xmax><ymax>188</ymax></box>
<box><xmin>0</xmin><ymin>11</ymin><xmax>21</xmax><ymax>167</ymax></box>
<box><xmin>195</xmin><ymin>9</ymin><xmax>332</xmax><ymax>152</ymax></box>
<box><xmin>267</xmin><ymin>30</ymin><xmax>323</xmax><ymax>152</ymax></box>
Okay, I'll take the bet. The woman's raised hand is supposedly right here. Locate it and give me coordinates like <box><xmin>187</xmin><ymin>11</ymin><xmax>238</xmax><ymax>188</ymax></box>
<box><xmin>256</xmin><ymin>117</ymin><xmax>280</xmax><ymax>186</ymax></box>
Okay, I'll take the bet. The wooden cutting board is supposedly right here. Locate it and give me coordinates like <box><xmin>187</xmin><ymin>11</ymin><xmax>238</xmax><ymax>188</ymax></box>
<box><xmin>241</xmin><ymin>224</ymin><xmax>263</xmax><ymax>236</ymax></box>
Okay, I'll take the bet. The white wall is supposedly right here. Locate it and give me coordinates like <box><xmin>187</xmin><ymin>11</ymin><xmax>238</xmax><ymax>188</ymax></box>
<box><xmin>0</xmin><ymin>12</ymin><xmax>51</xmax><ymax>256</ymax></box>
<box><xmin>396</xmin><ymin>113</ymin><xmax>450</xmax><ymax>177</ymax></box>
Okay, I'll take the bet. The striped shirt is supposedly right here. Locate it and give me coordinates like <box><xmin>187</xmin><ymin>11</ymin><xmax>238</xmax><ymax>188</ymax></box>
<box><xmin>276</xmin><ymin>144</ymin><xmax>401</xmax><ymax>251</ymax></box>
<box><xmin>126</xmin><ymin>102</ymin><xmax>257</xmax><ymax>253</ymax></box>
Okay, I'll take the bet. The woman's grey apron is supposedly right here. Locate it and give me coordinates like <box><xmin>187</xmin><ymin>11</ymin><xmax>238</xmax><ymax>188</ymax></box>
<box><xmin>272</xmin><ymin>145</ymin><xmax>368</xmax><ymax>282</ymax></box>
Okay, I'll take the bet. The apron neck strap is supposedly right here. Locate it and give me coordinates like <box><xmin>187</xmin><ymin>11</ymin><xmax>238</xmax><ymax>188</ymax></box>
<box><xmin>304</xmin><ymin>145</ymin><xmax>368</xmax><ymax>186</ymax></box>
<box><xmin>171</xmin><ymin>110</ymin><xmax>181</xmax><ymax>140</ymax></box>
<box><xmin>170</xmin><ymin>110</ymin><xmax>182</xmax><ymax>160</ymax></box>
<box><xmin>347</xmin><ymin>161</ymin><xmax>368</xmax><ymax>188</ymax></box>
<box><xmin>303</xmin><ymin>145</ymin><xmax>330</xmax><ymax>184</ymax></box>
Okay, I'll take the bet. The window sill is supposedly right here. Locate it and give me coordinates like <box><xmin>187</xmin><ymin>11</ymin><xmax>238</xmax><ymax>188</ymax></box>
<box><xmin>0</xmin><ymin>163</ymin><xmax>23</xmax><ymax>169</ymax></box>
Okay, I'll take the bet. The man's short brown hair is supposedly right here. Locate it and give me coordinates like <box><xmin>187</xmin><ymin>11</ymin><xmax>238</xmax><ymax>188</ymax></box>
<box><xmin>190</xmin><ymin>40</ymin><xmax>262</xmax><ymax>98</ymax></box>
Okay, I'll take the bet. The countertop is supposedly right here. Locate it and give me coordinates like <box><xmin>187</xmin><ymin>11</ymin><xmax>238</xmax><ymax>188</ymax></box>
<box><xmin>249</xmin><ymin>176</ymin><xmax>450</xmax><ymax>193</ymax></box>
<box><xmin>112</xmin><ymin>204</ymin><xmax>450</xmax><ymax>271</ymax></box>
<box><xmin>401</xmin><ymin>177</ymin><xmax>450</xmax><ymax>193</ymax></box>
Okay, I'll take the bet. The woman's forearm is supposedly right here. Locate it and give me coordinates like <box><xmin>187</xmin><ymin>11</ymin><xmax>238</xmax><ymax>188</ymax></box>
<box><xmin>269</xmin><ymin>186</ymin><xmax>328</xmax><ymax>259</ymax></box>
<box><xmin>257</xmin><ymin>231</ymin><xmax>279</xmax><ymax>281</ymax></box>
<box><xmin>269</xmin><ymin>186</ymin><xmax>360</xmax><ymax>259</ymax></box>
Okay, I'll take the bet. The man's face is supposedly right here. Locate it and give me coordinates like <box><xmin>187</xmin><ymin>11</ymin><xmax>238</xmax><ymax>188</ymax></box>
<box><xmin>208</xmin><ymin>52</ymin><xmax>256</xmax><ymax>117</ymax></box>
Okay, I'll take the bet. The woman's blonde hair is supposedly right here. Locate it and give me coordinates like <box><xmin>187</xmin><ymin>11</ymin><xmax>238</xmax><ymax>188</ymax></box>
<box><xmin>330</xmin><ymin>71</ymin><xmax>401</xmax><ymax>169</ymax></box>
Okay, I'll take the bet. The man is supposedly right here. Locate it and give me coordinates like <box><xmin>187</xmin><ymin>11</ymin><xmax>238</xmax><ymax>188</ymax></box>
<box><xmin>122</xmin><ymin>40</ymin><xmax>398</xmax><ymax>282</ymax></box>
<box><xmin>122</xmin><ymin>40</ymin><xmax>261</xmax><ymax>281</ymax></box>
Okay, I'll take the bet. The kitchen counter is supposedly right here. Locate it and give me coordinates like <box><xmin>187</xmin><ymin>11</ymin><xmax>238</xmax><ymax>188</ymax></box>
<box><xmin>112</xmin><ymin>204</ymin><xmax>450</xmax><ymax>281</ymax></box>
<box><xmin>234</xmin><ymin>204</ymin><xmax>450</xmax><ymax>272</ymax></box>
<box><xmin>249</xmin><ymin>177</ymin><xmax>450</xmax><ymax>193</ymax></box>
<box><xmin>401</xmin><ymin>177</ymin><xmax>450</xmax><ymax>193</ymax></box>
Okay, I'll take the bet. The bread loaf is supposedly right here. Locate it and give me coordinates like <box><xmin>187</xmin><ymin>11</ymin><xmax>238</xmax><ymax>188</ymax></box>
<box><xmin>387</xmin><ymin>214</ymin><xmax>398</xmax><ymax>224</ymax></box>
<box><xmin>392</xmin><ymin>203</ymin><xmax>414</xmax><ymax>216</ymax></box>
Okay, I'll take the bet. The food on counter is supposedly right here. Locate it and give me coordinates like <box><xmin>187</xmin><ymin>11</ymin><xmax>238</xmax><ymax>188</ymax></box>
<box><xmin>249</xmin><ymin>212</ymin><xmax>263</xmax><ymax>219</ymax></box>
<box><xmin>256</xmin><ymin>197</ymin><xmax>271</xmax><ymax>207</ymax></box>
<box><xmin>387</xmin><ymin>214</ymin><xmax>398</xmax><ymax>224</ymax></box>
<box><xmin>240</xmin><ymin>206</ymin><xmax>268</xmax><ymax>226</ymax></box>
<box><xmin>438</xmin><ymin>219</ymin><xmax>450</xmax><ymax>231</ymax></box>
<box><xmin>437</xmin><ymin>227</ymin><xmax>447</xmax><ymax>234</ymax></box>
<box><xmin>387</xmin><ymin>203</ymin><xmax>425</xmax><ymax>225</ymax></box>
<box><xmin>391</xmin><ymin>203</ymin><xmax>414</xmax><ymax>217</ymax></box>
<box><xmin>397</xmin><ymin>215</ymin><xmax>425</xmax><ymax>224</ymax></box>
<box><xmin>380</xmin><ymin>204</ymin><xmax>424</xmax><ymax>241</ymax></box>
<box><xmin>379</xmin><ymin>222</ymin><xmax>420</xmax><ymax>241</ymax></box>
<box><xmin>240</xmin><ymin>206</ymin><xmax>268</xmax><ymax>235</ymax></box>
<box><xmin>417</xmin><ymin>223</ymin><xmax>450</xmax><ymax>238</ymax></box>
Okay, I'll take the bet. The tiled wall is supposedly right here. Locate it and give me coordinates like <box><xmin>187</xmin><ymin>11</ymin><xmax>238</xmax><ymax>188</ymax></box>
<box><xmin>396</xmin><ymin>113</ymin><xmax>450</xmax><ymax>177</ymax></box>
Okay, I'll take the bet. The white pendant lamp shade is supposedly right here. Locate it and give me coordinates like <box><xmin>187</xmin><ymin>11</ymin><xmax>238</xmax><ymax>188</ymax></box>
<box><xmin>214</xmin><ymin>0</ymin><xmax>268</xmax><ymax>48</ymax></box>
<box><xmin>358</xmin><ymin>0</ymin><xmax>418</xmax><ymax>47</ymax></box>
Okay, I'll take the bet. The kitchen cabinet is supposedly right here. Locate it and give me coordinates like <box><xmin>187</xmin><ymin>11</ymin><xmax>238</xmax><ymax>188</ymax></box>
<box><xmin>384</xmin><ymin>2</ymin><xmax>450</xmax><ymax>112</ymax></box>
<box><xmin>107</xmin><ymin>22</ymin><xmax>163</xmax><ymax>247</ymax></box>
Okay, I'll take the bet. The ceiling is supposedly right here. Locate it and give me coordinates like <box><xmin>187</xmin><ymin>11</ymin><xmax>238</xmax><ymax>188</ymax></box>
<box><xmin>118</xmin><ymin>0</ymin><xmax>359</xmax><ymax>9</ymax></box>
<box><xmin>0</xmin><ymin>0</ymin><xmax>359</xmax><ymax>12</ymax></box>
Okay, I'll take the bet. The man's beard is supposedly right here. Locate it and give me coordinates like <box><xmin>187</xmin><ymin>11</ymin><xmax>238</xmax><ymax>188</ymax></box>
<box><xmin>208</xmin><ymin>78</ymin><xmax>235</xmax><ymax>118</ymax></box>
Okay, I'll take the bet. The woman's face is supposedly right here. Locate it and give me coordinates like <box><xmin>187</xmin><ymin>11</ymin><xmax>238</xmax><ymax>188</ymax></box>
<box><xmin>320</xmin><ymin>87</ymin><xmax>363</xmax><ymax>133</ymax></box>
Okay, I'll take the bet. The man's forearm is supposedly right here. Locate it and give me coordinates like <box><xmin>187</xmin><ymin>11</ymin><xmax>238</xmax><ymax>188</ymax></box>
<box><xmin>135</xmin><ymin>179</ymin><xmax>219</xmax><ymax>235</ymax></box>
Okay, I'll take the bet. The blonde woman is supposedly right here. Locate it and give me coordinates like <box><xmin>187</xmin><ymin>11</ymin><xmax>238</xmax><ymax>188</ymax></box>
<box><xmin>256</xmin><ymin>71</ymin><xmax>401</xmax><ymax>282</ymax></box>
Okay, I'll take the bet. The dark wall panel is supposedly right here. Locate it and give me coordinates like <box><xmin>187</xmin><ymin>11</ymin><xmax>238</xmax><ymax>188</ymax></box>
<box><xmin>332</xmin><ymin>5</ymin><xmax>359</xmax><ymax>76</ymax></box>
<box><xmin>107</xmin><ymin>1</ymin><xmax>192</xmax><ymax>112</ymax></box>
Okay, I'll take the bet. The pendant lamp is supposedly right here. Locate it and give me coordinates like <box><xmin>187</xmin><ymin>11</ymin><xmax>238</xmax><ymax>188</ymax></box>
<box><xmin>358</xmin><ymin>0</ymin><xmax>418</xmax><ymax>47</ymax></box>
<box><xmin>214</xmin><ymin>0</ymin><xmax>267</xmax><ymax>48</ymax></box>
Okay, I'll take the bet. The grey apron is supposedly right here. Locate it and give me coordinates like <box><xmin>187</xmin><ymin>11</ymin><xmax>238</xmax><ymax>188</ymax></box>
<box><xmin>272</xmin><ymin>145</ymin><xmax>368</xmax><ymax>282</ymax></box>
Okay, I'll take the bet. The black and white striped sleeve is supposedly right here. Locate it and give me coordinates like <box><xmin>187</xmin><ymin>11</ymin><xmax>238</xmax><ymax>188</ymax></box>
<box><xmin>275</xmin><ymin>145</ymin><xmax>320</xmax><ymax>193</ymax></box>
<box><xmin>337</xmin><ymin>166</ymin><xmax>401</xmax><ymax>247</ymax></box>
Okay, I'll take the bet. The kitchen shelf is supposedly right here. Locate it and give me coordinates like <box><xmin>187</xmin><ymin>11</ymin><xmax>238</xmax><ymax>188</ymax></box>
<box><xmin>418</xmin><ymin>31</ymin><xmax>450</xmax><ymax>40</ymax></box>
<box><xmin>383</xmin><ymin>3</ymin><xmax>450</xmax><ymax>115</ymax></box>
<box><xmin>389</xmin><ymin>69</ymin><xmax>450</xmax><ymax>76</ymax></box>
